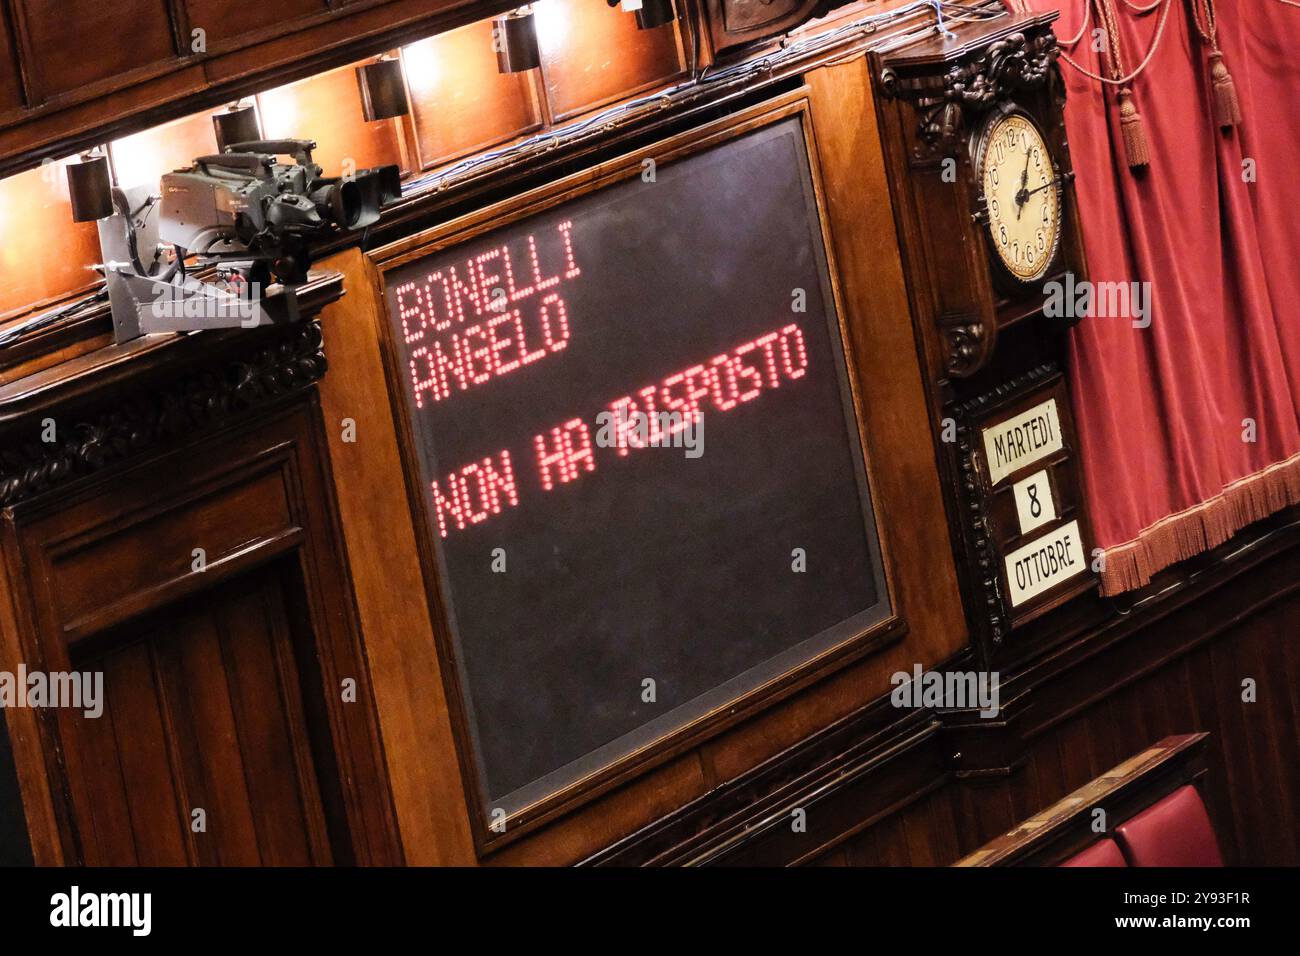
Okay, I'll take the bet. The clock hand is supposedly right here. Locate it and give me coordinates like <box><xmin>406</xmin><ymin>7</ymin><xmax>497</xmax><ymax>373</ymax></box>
<box><xmin>1014</xmin><ymin>152</ymin><xmax>1033</xmax><ymax>219</ymax></box>
<box><xmin>1022</xmin><ymin>177</ymin><xmax>1062</xmax><ymax>199</ymax></box>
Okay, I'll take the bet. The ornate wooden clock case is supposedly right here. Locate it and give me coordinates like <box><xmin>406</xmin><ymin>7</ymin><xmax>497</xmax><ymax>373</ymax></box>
<box><xmin>875</xmin><ymin>12</ymin><xmax>1099</xmax><ymax>670</ymax></box>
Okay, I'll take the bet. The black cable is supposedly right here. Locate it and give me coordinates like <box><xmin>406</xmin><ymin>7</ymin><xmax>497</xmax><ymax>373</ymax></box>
<box><xmin>0</xmin><ymin>286</ymin><xmax>111</xmax><ymax>348</ymax></box>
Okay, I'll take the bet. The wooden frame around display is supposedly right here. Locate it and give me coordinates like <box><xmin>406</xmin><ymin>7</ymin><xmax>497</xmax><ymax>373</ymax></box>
<box><xmin>367</xmin><ymin>92</ymin><xmax>912</xmax><ymax>853</ymax></box>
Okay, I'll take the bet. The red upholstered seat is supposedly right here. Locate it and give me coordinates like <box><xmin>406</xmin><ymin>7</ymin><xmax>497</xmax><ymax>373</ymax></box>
<box><xmin>1115</xmin><ymin>785</ymin><xmax>1224</xmax><ymax>867</ymax></box>
<box><xmin>1061</xmin><ymin>838</ymin><xmax>1128</xmax><ymax>867</ymax></box>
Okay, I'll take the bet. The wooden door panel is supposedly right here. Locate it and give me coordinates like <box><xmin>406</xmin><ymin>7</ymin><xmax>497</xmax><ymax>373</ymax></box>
<box><xmin>0</xmin><ymin>318</ymin><xmax>401</xmax><ymax>865</ymax></box>
<box><xmin>70</xmin><ymin>667</ymin><xmax>141</xmax><ymax>864</ymax></box>
<box><xmin>63</xmin><ymin>565</ymin><xmax>334</xmax><ymax>866</ymax></box>
<box><xmin>101</xmin><ymin>640</ymin><xmax>191</xmax><ymax>865</ymax></box>
<box><xmin>152</xmin><ymin>607</ymin><xmax>264</xmax><ymax>865</ymax></box>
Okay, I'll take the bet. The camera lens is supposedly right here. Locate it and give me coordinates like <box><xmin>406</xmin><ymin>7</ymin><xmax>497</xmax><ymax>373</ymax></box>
<box><xmin>333</xmin><ymin>180</ymin><xmax>363</xmax><ymax>228</ymax></box>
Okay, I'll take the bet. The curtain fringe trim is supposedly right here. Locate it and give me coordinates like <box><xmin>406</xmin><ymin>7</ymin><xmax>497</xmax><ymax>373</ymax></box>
<box><xmin>1098</xmin><ymin>451</ymin><xmax>1300</xmax><ymax>595</ymax></box>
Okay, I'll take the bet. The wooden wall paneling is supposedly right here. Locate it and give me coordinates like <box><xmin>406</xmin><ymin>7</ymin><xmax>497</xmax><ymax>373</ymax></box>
<box><xmin>1185</xmin><ymin>638</ymin><xmax>1238</xmax><ymax>863</ymax></box>
<box><xmin>1209</xmin><ymin>631</ymin><xmax>1257</xmax><ymax>861</ymax></box>
<box><xmin>1237</xmin><ymin>609</ymin><xmax>1298</xmax><ymax>864</ymax></box>
<box><xmin>182</xmin><ymin>0</ymin><xmax>328</xmax><ymax>49</ymax></box>
<box><xmin>801</xmin><ymin>51</ymin><xmax>968</xmax><ymax>682</ymax></box>
<box><xmin>400</xmin><ymin>19</ymin><xmax>543</xmax><ymax>170</ymax></box>
<box><xmin>0</xmin><ymin>0</ymin><xmax>513</xmax><ymax>179</ymax></box>
<box><xmin>899</xmin><ymin>790</ymin><xmax>956</xmax><ymax>866</ymax></box>
<box><xmin>810</xmin><ymin>846</ymin><xmax>847</xmax><ymax>865</ymax></box>
<box><xmin>1265</xmin><ymin>612</ymin><xmax>1300</xmax><ymax>860</ymax></box>
<box><xmin>105</xmin><ymin>641</ymin><xmax>194</xmax><ymax>865</ymax></box>
<box><xmin>0</xmin><ymin>64</ymin><xmax>210</xmax><ymax>176</ymax></box>
<box><xmin>1008</xmin><ymin>740</ymin><xmax>1040</xmax><ymax>824</ymax></box>
<box><xmin>0</xmin><ymin>711</ymin><xmax>32</xmax><ymax>864</ymax></box>
<box><xmin>849</xmin><ymin>813</ymin><xmax>910</xmax><ymax>866</ymax></box>
<box><xmin>72</xmin><ymin>658</ymin><xmax>140</xmax><ymax>864</ymax></box>
<box><xmin>1025</xmin><ymin>731</ymin><xmax>1065</xmax><ymax>826</ymax></box>
<box><xmin>287</xmin><ymin>390</ymin><xmax>410</xmax><ymax>867</ymax></box>
<box><xmin>0</xmin><ymin>4</ymin><xmax>26</xmax><ymax>115</ymax></box>
<box><xmin>1219</xmin><ymin>617</ymin><xmax>1289</xmax><ymax>864</ymax></box>
<box><xmin>47</xmin><ymin>564</ymin><xmax>339</xmax><ymax>865</ymax></box>
<box><xmin>9</xmin><ymin>433</ymin><xmax>327</xmax><ymax>865</ymax></box>
<box><xmin>0</xmin><ymin>531</ymin><xmax>63</xmax><ymax>863</ymax></box>
<box><xmin>0</xmin><ymin>158</ymin><xmax>103</xmax><ymax>320</ymax></box>
<box><xmin>0</xmin><ymin>305</ymin><xmax>403</xmax><ymax>866</ymax></box>
<box><xmin>12</xmin><ymin>0</ymin><xmax>179</xmax><ymax>104</ymax></box>
<box><xmin>197</xmin><ymin>0</ymin><xmax>510</xmax><ymax>91</ymax></box>
<box><xmin>202</xmin><ymin>575</ymin><xmax>334</xmax><ymax>865</ymax></box>
<box><xmin>108</xmin><ymin>107</ymin><xmax>218</xmax><ymax>189</ymax></box>
<box><xmin>313</xmin><ymin>246</ymin><xmax>478</xmax><ymax>866</ymax></box>
<box><xmin>150</xmin><ymin>604</ymin><xmax>264</xmax><ymax>865</ymax></box>
<box><xmin>257</xmin><ymin>62</ymin><xmax>407</xmax><ymax>179</ymax></box>
<box><xmin>700</xmin><ymin>0</ymin><xmax>826</xmax><ymax>57</ymax></box>
<box><xmin>535</xmin><ymin>0</ymin><xmax>686</xmax><ymax>122</ymax></box>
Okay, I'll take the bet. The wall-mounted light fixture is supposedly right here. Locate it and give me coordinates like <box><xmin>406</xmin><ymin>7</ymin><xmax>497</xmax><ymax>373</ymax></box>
<box><xmin>614</xmin><ymin>0</ymin><xmax>677</xmax><ymax>30</ymax></box>
<box><xmin>356</xmin><ymin>56</ymin><xmax>411</xmax><ymax>122</ymax></box>
<box><xmin>212</xmin><ymin>102</ymin><xmax>262</xmax><ymax>152</ymax></box>
<box><xmin>494</xmin><ymin>8</ymin><xmax>541</xmax><ymax>74</ymax></box>
<box><xmin>632</xmin><ymin>0</ymin><xmax>677</xmax><ymax>30</ymax></box>
<box><xmin>66</xmin><ymin>151</ymin><xmax>113</xmax><ymax>222</ymax></box>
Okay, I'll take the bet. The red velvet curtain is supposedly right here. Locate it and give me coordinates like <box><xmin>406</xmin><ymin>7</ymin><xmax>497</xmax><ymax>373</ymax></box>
<box><xmin>1004</xmin><ymin>0</ymin><xmax>1300</xmax><ymax>593</ymax></box>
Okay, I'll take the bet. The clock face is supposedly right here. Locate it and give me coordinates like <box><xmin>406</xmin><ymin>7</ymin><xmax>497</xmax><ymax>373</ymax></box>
<box><xmin>978</xmin><ymin>113</ymin><xmax>1060</xmax><ymax>283</ymax></box>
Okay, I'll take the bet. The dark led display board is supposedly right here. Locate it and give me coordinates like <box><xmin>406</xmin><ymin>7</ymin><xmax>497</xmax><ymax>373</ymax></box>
<box><xmin>382</xmin><ymin>114</ymin><xmax>889</xmax><ymax>818</ymax></box>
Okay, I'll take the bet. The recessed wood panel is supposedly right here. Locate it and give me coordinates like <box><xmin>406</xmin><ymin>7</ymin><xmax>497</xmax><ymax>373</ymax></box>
<box><xmin>401</xmin><ymin>19</ymin><xmax>542</xmax><ymax>170</ymax></box>
<box><xmin>46</xmin><ymin>466</ymin><xmax>292</xmax><ymax>638</ymax></box>
<box><xmin>0</xmin><ymin>158</ymin><xmax>102</xmax><ymax>320</ymax></box>
<box><xmin>257</xmin><ymin>60</ymin><xmax>406</xmax><ymax>178</ymax></box>
<box><xmin>17</xmin><ymin>0</ymin><xmax>177</xmax><ymax>101</ymax></box>
<box><xmin>67</xmin><ymin>567</ymin><xmax>332</xmax><ymax>866</ymax></box>
<box><xmin>0</xmin><ymin>10</ymin><xmax>25</xmax><ymax>115</ymax></box>
<box><xmin>182</xmin><ymin>0</ymin><xmax>327</xmax><ymax>48</ymax></box>
<box><xmin>535</xmin><ymin>0</ymin><xmax>685</xmax><ymax>121</ymax></box>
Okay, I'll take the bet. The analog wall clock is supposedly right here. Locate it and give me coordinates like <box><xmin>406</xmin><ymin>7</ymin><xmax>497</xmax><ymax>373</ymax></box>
<box><xmin>976</xmin><ymin>111</ymin><xmax>1062</xmax><ymax>284</ymax></box>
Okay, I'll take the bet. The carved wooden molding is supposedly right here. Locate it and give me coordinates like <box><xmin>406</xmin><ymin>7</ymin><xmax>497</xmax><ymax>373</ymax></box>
<box><xmin>0</xmin><ymin>319</ymin><xmax>328</xmax><ymax>508</ymax></box>
<box><xmin>880</xmin><ymin>27</ymin><xmax>1063</xmax><ymax>155</ymax></box>
<box><xmin>942</xmin><ymin>319</ymin><xmax>993</xmax><ymax>379</ymax></box>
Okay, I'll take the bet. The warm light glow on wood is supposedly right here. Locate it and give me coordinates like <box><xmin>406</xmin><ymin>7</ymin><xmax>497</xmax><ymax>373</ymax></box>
<box><xmin>257</xmin><ymin>63</ymin><xmax>406</xmax><ymax>178</ymax></box>
<box><xmin>536</xmin><ymin>0</ymin><xmax>685</xmax><ymax>120</ymax></box>
<box><xmin>402</xmin><ymin>21</ymin><xmax>543</xmax><ymax>170</ymax></box>
<box><xmin>109</xmin><ymin>111</ymin><xmax>221</xmax><ymax>190</ymax></box>
<box><xmin>0</xmin><ymin>160</ymin><xmax>102</xmax><ymax>320</ymax></box>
